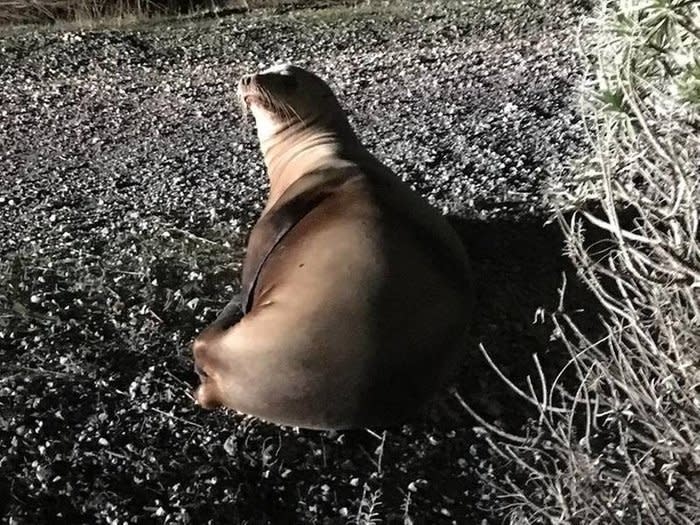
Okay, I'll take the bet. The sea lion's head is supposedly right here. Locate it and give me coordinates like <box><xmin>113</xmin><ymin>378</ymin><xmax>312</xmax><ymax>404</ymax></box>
<box><xmin>237</xmin><ymin>64</ymin><xmax>352</xmax><ymax>143</ymax></box>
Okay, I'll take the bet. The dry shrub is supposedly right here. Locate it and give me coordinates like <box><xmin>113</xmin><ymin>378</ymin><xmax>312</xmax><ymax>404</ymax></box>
<box><xmin>472</xmin><ymin>1</ymin><xmax>700</xmax><ymax>523</ymax></box>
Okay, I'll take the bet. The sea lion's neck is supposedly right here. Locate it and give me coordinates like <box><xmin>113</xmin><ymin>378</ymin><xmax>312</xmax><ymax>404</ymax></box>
<box><xmin>260</xmin><ymin>118</ymin><xmax>365</xmax><ymax>209</ymax></box>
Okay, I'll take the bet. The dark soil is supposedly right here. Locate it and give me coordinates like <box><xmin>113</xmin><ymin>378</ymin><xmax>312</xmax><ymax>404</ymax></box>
<box><xmin>0</xmin><ymin>1</ymin><xmax>597</xmax><ymax>522</ymax></box>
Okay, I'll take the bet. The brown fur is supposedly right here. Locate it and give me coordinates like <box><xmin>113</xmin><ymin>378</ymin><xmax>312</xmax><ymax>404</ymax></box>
<box><xmin>193</xmin><ymin>65</ymin><xmax>473</xmax><ymax>429</ymax></box>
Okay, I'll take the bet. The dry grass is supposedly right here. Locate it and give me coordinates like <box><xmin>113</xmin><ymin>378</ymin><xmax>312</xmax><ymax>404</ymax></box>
<box><xmin>467</xmin><ymin>0</ymin><xmax>700</xmax><ymax>522</ymax></box>
<box><xmin>1</xmin><ymin>0</ymin><xmax>176</xmax><ymax>24</ymax></box>
<box><xmin>0</xmin><ymin>0</ymin><xmax>356</xmax><ymax>24</ymax></box>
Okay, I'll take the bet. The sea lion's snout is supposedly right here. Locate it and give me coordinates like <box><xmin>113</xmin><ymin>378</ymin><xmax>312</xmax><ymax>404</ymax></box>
<box><xmin>238</xmin><ymin>73</ymin><xmax>260</xmax><ymax>108</ymax></box>
<box><xmin>237</xmin><ymin>66</ymin><xmax>304</xmax><ymax>112</ymax></box>
<box><xmin>239</xmin><ymin>73</ymin><xmax>258</xmax><ymax>95</ymax></box>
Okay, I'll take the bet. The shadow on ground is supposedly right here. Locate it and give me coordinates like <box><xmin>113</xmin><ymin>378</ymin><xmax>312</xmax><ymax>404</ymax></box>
<box><xmin>285</xmin><ymin>212</ymin><xmax>607</xmax><ymax>523</ymax></box>
<box><xmin>1</xmin><ymin>211</ymin><xmax>608</xmax><ymax>524</ymax></box>
<box><xmin>442</xmin><ymin>213</ymin><xmax>603</xmax><ymax>427</ymax></box>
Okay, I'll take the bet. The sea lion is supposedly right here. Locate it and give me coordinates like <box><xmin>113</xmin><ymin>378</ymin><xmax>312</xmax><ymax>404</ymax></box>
<box><xmin>192</xmin><ymin>64</ymin><xmax>473</xmax><ymax>430</ymax></box>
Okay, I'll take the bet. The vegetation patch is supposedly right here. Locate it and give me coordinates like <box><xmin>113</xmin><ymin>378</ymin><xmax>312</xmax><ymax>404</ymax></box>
<box><xmin>0</xmin><ymin>0</ymin><xmax>363</xmax><ymax>25</ymax></box>
<box><xmin>474</xmin><ymin>1</ymin><xmax>700</xmax><ymax>522</ymax></box>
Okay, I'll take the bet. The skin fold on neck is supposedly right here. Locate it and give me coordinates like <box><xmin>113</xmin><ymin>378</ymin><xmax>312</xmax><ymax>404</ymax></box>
<box><xmin>257</xmin><ymin>115</ymin><xmax>367</xmax><ymax>211</ymax></box>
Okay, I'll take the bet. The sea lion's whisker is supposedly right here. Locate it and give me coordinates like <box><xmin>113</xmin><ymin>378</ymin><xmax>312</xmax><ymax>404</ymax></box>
<box><xmin>283</xmin><ymin>102</ymin><xmax>302</xmax><ymax>122</ymax></box>
<box><xmin>238</xmin><ymin>93</ymin><xmax>250</xmax><ymax>115</ymax></box>
<box><xmin>260</xmin><ymin>85</ymin><xmax>276</xmax><ymax>111</ymax></box>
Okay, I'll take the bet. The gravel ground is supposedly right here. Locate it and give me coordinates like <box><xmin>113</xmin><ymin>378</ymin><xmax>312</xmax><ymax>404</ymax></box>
<box><xmin>1</xmin><ymin>1</ymin><xmax>594</xmax><ymax>523</ymax></box>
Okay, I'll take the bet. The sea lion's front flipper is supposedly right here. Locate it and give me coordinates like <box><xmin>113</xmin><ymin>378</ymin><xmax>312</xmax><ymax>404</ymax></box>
<box><xmin>239</xmin><ymin>169</ymin><xmax>354</xmax><ymax>314</ymax></box>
